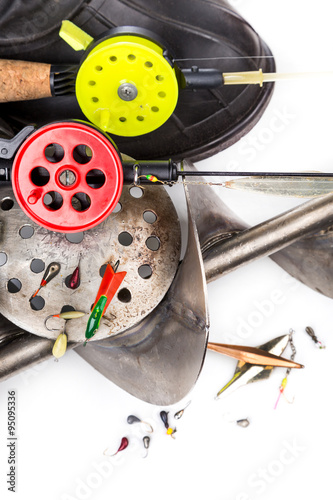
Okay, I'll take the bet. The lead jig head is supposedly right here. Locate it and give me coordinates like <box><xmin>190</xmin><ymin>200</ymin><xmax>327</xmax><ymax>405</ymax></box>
<box><xmin>68</xmin><ymin>258</ymin><xmax>81</xmax><ymax>289</ymax></box>
<box><xmin>142</xmin><ymin>436</ymin><xmax>150</xmax><ymax>458</ymax></box>
<box><xmin>30</xmin><ymin>262</ymin><xmax>61</xmax><ymax>300</ymax></box>
<box><xmin>104</xmin><ymin>437</ymin><xmax>129</xmax><ymax>457</ymax></box>
<box><xmin>127</xmin><ymin>415</ymin><xmax>153</xmax><ymax>433</ymax></box>
<box><xmin>174</xmin><ymin>401</ymin><xmax>191</xmax><ymax>419</ymax></box>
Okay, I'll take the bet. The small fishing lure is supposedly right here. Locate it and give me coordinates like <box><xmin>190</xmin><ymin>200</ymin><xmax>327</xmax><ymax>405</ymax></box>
<box><xmin>142</xmin><ymin>436</ymin><xmax>150</xmax><ymax>458</ymax></box>
<box><xmin>223</xmin><ymin>175</ymin><xmax>333</xmax><ymax>198</ymax></box>
<box><xmin>85</xmin><ymin>261</ymin><xmax>126</xmax><ymax>342</ymax></box>
<box><xmin>174</xmin><ymin>401</ymin><xmax>191</xmax><ymax>419</ymax></box>
<box><xmin>104</xmin><ymin>437</ymin><xmax>129</xmax><ymax>457</ymax></box>
<box><xmin>159</xmin><ymin>410</ymin><xmax>169</xmax><ymax>430</ymax></box>
<box><xmin>305</xmin><ymin>326</ymin><xmax>326</xmax><ymax>349</ymax></box>
<box><xmin>52</xmin><ymin>331</ymin><xmax>68</xmax><ymax>359</ymax></box>
<box><xmin>274</xmin><ymin>330</ymin><xmax>296</xmax><ymax>409</ymax></box>
<box><xmin>236</xmin><ymin>418</ymin><xmax>250</xmax><ymax>428</ymax></box>
<box><xmin>160</xmin><ymin>411</ymin><xmax>176</xmax><ymax>438</ymax></box>
<box><xmin>127</xmin><ymin>415</ymin><xmax>153</xmax><ymax>433</ymax></box>
<box><xmin>44</xmin><ymin>310</ymin><xmax>85</xmax><ymax>330</ymax></box>
<box><xmin>222</xmin><ymin>413</ymin><xmax>250</xmax><ymax>427</ymax></box>
<box><xmin>30</xmin><ymin>262</ymin><xmax>61</xmax><ymax>300</ymax></box>
<box><xmin>68</xmin><ymin>258</ymin><xmax>81</xmax><ymax>289</ymax></box>
<box><xmin>85</xmin><ymin>295</ymin><xmax>108</xmax><ymax>342</ymax></box>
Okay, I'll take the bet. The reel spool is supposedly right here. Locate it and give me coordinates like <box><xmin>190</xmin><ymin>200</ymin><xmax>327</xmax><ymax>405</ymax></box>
<box><xmin>61</xmin><ymin>23</ymin><xmax>179</xmax><ymax>137</ymax></box>
<box><xmin>11</xmin><ymin>121</ymin><xmax>123</xmax><ymax>233</ymax></box>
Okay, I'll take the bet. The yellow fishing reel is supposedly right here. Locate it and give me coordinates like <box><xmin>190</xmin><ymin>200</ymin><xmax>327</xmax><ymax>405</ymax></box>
<box><xmin>60</xmin><ymin>21</ymin><xmax>179</xmax><ymax>137</ymax></box>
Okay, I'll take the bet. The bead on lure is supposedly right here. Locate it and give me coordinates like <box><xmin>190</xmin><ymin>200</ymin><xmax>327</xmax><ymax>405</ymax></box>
<box><xmin>143</xmin><ymin>436</ymin><xmax>150</xmax><ymax>458</ymax></box>
<box><xmin>174</xmin><ymin>401</ymin><xmax>191</xmax><ymax>419</ymax></box>
<box><xmin>52</xmin><ymin>331</ymin><xmax>68</xmax><ymax>360</ymax></box>
<box><xmin>305</xmin><ymin>326</ymin><xmax>326</xmax><ymax>349</ymax></box>
<box><xmin>30</xmin><ymin>262</ymin><xmax>60</xmax><ymax>300</ymax></box>
<box><xmin>104</xmin><ymin>437</ymin><xmax>129</xmax><ymax>457</ymax></box>
<box><xmin>166</xmin><ymin>427</ymin><xmax>177</xmax><ymax>439</ymax></box>
<box><xmin>127</xmin><ymin>414</ymin><xmax>153</xmax><ymax>433</ymax></box>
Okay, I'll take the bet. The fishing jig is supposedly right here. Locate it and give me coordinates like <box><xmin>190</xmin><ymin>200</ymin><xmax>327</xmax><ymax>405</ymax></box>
<box><xmin>236</xmin><ymin>419</ymin><xmax>250</xmax><ymax>428</ymax></box>
<box><xmin>44</xmin><ymin>310</ymin><xmax>85</xmax><ymax>331</ymax></box>
<box><xmin>104</xmin><ymin>437</ymin><xmax>129</xmax><ymax>457</ymax></box>
<box><xmin>142</xmin><ymin>436</ymin><xmax>150</xmax><ymax>459</ymax></box>
<box><xmin>174</xmin><ymin>401</ymin><xmax>191</xmax><ymax>419</ymax></box>
<box><xmin>274</xmin><ymin>330</ymin><xmax>296</xmax><ymax>409</ymax></box>
<box><xmin>30</xmin><ymin>262</ymin><xmax>60</xmax><ymax>300</ymax></box>
<box><xmin>68</xmin><ymin>258</ymin><xmax>81</xmax><ymax>289</ymax></box>
<box><xmin>159</xmin><ymin>410</ymin><xmax>176</xmax><ymax>438</ymax></box>
<box><xmin>215</xmin><ymin>334</ymin><xmax>293</xmax><ymax>399</ymax></box>
<box><xmin>127</xmin><ymin>415</ymin><xmax>153</xmax><ymax>433</ymax></box>
<box><xmin>305</xmin><ymin>326</ymin><xmax>326</xmax><ymax>349</ymax></box>
<box><xmin>85</xmin><ymin>261</ymin><xmax>126</xmax><ymax>342</ymax></box>
<box><xmin>52</xmin><ymin>330</ymin><xmax>68</xmax><ymax>360</ymax></box>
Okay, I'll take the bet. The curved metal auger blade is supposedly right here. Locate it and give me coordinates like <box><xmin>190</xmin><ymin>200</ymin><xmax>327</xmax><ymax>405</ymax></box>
<box><xmin>270</xmin><ymin>227</ymin><xmax>333</xmax><ymax>298</ymax></box>
<box><xmin>75</xmin><ymin>183</ymin><xmax>210</xmax><ymax>405</ymax></box>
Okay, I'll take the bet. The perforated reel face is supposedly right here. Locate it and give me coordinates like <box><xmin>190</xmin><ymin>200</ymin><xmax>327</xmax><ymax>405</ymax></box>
<box><xmin>0</xmin><ymin>184</ymin><xmax>181</xmax><ymax>342</ymax></box>
<box><xmin>75</xmin><ymin>35</ymin><xmax>179</xmax><ymax>136</ymax></box>
<box><xmin>11</xmin><ymin>121</ymin><xmax>123</xmax><ymax>233</ymax></box>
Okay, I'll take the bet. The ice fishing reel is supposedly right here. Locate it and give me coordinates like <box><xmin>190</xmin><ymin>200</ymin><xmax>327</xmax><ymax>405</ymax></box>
<box><xmin>59</xmin><ymin>23</ymin><xmax>180</xmax><ymax>137</ymax></box>
<box><xmin>0</xmin><ymin>21</ymin><xmax>279</xmax><ymax>139</ymax></box>
<box><xmin>0</xmin><ymin>120</ymin><xmax>180</xmax><ymax>233</ymax></box>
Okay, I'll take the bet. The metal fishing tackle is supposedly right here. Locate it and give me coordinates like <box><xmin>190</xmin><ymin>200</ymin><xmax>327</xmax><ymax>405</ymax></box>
<box><xmin>236</xmin><ymin>419</ymin><xmax>250</xmax><ymax>428</ymax></box>
<box><xmin>127</xmin><ymin>415</ymin><xmax>153</xmax><ymax>433</ymax></box>
<box><xmin>274</xmin><ymin>330</ymin><xmax>296</xmax><ymax>409</ymax></box>
<box><xmin>159</xmin><ymin>410</ymin><xmax>169</xmax><ymax>430</ymax></box>
<box><xmin>68</xmin><ymin>258</ymin><xmax>81</xmax><ymax>289</ymax></box>
<box><xmin>142</xmin><ymin>436</ymin><xmax>150</xmax><ymax>458</ymax></box>
<box><xmin>104</xmin><ymin>437</ymin><xmax>129</xmax><ymax>457</ymax></box>
<box><xmin>44</xmin><ymin>310</ymin><xmax>85</xmax><ymax>331</ymax></box>
<box><xmin>160</xmin><ymin>410</ymin><xmax>176</xmax><ymax>438</ymax></box>
<box><xmin>174</xmin><ymin>401</ymin><xmax>191</xmax><ymax>419</ymax></box>
<box><xmin>305</xmin><ymin>326</ymin><xmax>326</xmax><ymax>349</ymax></box>
<box><xmin>30</xmin><ymin>262</ymin><xmax>60</xmax><ymax>300</ymax></box>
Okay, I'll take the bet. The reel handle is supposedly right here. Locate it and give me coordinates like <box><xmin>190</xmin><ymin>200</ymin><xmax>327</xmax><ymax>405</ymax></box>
<box><xmin>0</xmin><ymin>60</ymin><xmax>76</xmax><ymax>103</ymax></box>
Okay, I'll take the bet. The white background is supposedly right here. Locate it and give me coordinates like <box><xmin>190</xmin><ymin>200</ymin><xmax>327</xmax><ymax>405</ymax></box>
<box><xmin>1</xmin><ymin>1</ymin><xmax>333</xmax><ymax>499</ymax></box>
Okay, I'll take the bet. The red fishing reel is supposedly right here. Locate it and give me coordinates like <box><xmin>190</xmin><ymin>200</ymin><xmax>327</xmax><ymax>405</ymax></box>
<box><xmin>11</xmin><ymin>121</ymin><xmax>123</xmax><ymax>233</ymax></box>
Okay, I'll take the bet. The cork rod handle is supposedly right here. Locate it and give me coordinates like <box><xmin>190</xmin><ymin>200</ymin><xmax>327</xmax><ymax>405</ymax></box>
<box><xmin>0</xmin><ymin>59</ymin><xmax>52</xmax><ymax>102</ymax></box>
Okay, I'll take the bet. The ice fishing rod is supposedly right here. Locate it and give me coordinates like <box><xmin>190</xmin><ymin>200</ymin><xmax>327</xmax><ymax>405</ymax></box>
<box><xmin>1</xmin><ymin>120</ymin><xmax>332</xmax><ymax>234</ymax></box>
<box><xmin>0</xmin><ymin>21</ymin><xmax>332</xmax><ymax>138</ymax></box>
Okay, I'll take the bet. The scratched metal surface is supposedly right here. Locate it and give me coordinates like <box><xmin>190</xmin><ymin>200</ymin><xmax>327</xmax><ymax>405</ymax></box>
<box><xmin>0</xmin><ymin>184</ymin><xmax>181</xmax><ymax>343</ymax></box>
